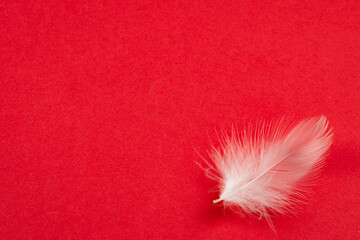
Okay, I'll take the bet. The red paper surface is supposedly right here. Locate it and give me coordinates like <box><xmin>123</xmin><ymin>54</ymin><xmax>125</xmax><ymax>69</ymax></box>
<box><xmin>1</xmin><ymin>1</ymin><xmax>360</xmax><ymax>239</ymax></box>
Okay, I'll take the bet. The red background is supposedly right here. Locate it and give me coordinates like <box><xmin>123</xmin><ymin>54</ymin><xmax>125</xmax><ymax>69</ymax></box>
<box><xmin>1</xmin><ymin>1</ymin><xmax>360</xmax><ymax>239</ymax></box>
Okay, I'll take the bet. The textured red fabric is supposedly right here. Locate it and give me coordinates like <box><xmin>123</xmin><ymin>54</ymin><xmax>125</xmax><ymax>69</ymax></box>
<box><xmin>1</xmin><ymin>1</ymin><xmax>360</xmax><ymax>239</ymax></box>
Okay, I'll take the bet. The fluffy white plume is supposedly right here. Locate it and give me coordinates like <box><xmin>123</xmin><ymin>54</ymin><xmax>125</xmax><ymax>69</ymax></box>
<box><xmin>201</xmin><ymin>116</ymin><xmax>333</xmax><ymax>230</ymax></box>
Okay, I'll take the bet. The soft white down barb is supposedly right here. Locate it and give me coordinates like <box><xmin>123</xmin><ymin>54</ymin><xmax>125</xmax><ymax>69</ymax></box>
<box><xmin>200</xmin><ymin>116</ymin><xmax>333</xmax><ymax>231</ymax></box>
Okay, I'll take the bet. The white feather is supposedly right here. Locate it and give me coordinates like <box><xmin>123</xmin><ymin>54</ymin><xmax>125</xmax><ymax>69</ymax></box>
<box><xmin>201</xmin><ymin>116</ymin><xmax>333</xmax><ymax>230</ymax></box>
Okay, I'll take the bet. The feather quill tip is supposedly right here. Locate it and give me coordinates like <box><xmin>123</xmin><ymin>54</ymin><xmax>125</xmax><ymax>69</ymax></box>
<box><xmin>213</xmin><ymin>198</ymin><xmax>223</xmax><ymax>204</ymax></box>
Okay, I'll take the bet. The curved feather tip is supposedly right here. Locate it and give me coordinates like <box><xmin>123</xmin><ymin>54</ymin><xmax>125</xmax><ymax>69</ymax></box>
<box><xmin>201</xmin><ymin>116</ymin><xmax>333</xmax><ymax>231</ymax></box>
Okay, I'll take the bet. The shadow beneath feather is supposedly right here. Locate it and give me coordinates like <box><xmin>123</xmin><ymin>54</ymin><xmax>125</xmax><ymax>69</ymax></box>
<box><xmin>195</xmin><ymin>176</ymin><xmax>274</xmax><ymax>231</ymax></box>
<box><xmin>193</xmin><ymin>159</ymin><xmax>273</xmax><ymax>231</ymax></box>
<box><xmin>199</xmin><ymin>202</ymin><xmax>274</xmax><ymax>232</ymax></box>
